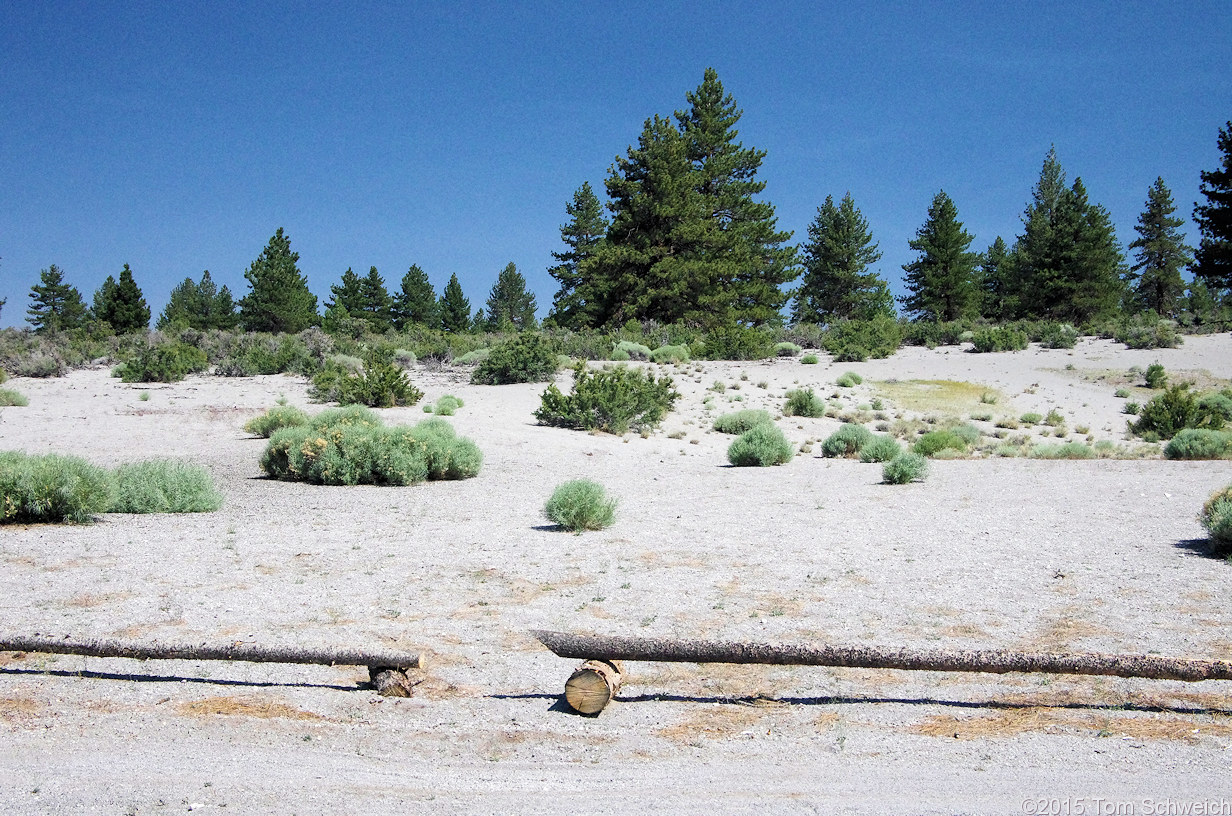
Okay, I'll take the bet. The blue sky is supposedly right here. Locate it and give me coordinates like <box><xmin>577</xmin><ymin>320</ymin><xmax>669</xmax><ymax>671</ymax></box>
<box><xmin>2</xmin><ymin>1</ymin><xmax>1229</xmax><ymax>328</ymax></box>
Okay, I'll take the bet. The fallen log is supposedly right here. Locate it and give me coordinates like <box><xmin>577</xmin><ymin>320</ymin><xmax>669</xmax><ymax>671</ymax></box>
<box><xmin>1</xmin><ymin>634</ymin><xmax>423</xmax><ymax>697</ymax></box>
<box><xmin>534</xmin><ymin>630</ymin><xmax>1232</xmax><ymax>684</ymax></box>
<box><xmin>564</xmin><ymin>659</ymin><xmax>624</xmax><ymax>715</ymax></box>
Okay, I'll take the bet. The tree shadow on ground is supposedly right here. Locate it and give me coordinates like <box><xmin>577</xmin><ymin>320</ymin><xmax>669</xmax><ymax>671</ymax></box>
<box><xmin>0</xmin><ymin>666</ymin><xmax>359</xmax><ymax>692</ymax></box>
<box><xmin>1173</xmin><ymin>538</ymin><xmax>1230</xmax><ymax>562</ymax></box>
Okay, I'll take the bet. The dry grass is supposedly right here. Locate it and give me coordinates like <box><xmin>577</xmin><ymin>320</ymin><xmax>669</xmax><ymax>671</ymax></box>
<box><xmin>655</xmin><ymin>706</ymin><xmax>767</xmax><ymax>743</ymax></box>
<box><xmin>176</xmin><ymin>696</ymin><xmax>324</xmax><ymax>720</ymax></box>
<box><xmin>911</xmin><ymin>708</ymin><xmax>1232</xmax><ymax>742</ymax></box>
<box><xmin>65</xmin><ymin>591</ymin><xmax>134</xmax><ymax>608</ymax></box>
<box><xmin>874</xmin><ymin>380</ymin><xmax>1008</xmax><ymax>416</ymax></box>
<box><xmin>0</xmin><ymin>696</ymin><xmax>42</xmax><ymax>721</ymax></box>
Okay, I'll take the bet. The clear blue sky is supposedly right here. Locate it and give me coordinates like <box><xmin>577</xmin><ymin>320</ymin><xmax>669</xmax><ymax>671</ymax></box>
<box><xmin>2</xmin><ymin>1</ymin><xmax>1229</xmax><ymax>328</ymax></box>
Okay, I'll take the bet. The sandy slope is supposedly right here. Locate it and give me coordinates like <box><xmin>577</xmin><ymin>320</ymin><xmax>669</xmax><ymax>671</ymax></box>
<box><xmin>2</xmin><ymin>335</ymin><xmax>1231</xmax><ymax>814</ymax></box>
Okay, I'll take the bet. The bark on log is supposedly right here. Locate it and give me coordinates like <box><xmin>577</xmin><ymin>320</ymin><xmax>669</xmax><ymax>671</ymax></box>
<box><xmin>533</xmin><ymin>630</ymin><xmax>1232</xmax><ymax>683</ymax></box>
<box><xmin>563</xmin><ymin>659</ymin><xmax>624</xmax><ymax>714</ymax></box>
<box><xmin>1</xmin><ymin>635</ymin><xmax>421</xmax><ymax>672</ymax></box>
<box><xmin>369</xmin><ymin>666</ymin><xmax>426</xmax><ymax>698</ymax></box>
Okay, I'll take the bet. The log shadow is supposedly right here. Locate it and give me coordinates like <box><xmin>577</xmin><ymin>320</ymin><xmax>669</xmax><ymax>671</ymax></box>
<box><xmin>489</xmin><ymin>692</ymin><xmax>598</xmax><ymax>717</ymax></box>
<box><xmin>1173</xmin><ymin>538</ymin><xmax>1230</xmax><ymax>562</ymax></box>
<box><xmin>0</xmin><ymin>666</ymin><xmax>359</xmax><ymax>692</ymax></box>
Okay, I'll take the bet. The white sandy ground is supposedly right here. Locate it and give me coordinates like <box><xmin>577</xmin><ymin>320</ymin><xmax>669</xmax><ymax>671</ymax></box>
<box><xmin>1</xmin><ymin>335</ymin><xmax>1232</xmax><ymax>814</ymax></box>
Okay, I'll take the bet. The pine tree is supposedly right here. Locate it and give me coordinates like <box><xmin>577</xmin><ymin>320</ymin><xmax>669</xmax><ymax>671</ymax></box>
<box><xmin>438</xmin><ymin>273</ymin><xmax>471</xmax><ymax>333</ymax></box>
<box><xmin>358</xmin><ymin>267</ymin><xmax>393</xmax><ymax>332</ymax></box>
<box><xmin>979</xmin><ymin>237</ymin><xmax>1013</xmax><ymax>321</ymax></box>
<box><xmin>791</xmin><ymin>193</ymin><xmax>891</xmax><ymax>323</ymax></box>
<box><xmin>484</xmin><ymin>263</ymin><xmax>537</xmax><ymax>331</ymax></box>
<box><xmin>391</xmin><ymin>265</ymin><xmax>438</xmax><ymax>330</ymax></box>
<box><xmin>158</xmin><ymin>271</ymin><xmax>237</xmax><ymax>330</ymax></box>
<box><xmin>326</xmin><ymin>268</ymin><xmax>365</xmax><ymax>315</ymax></box>
<box><xmin>92</xmin><ymin>263</ymin><xmax>150</xmax><ymax>333</ymax></box>
<box><xmin>238</xmin><ymin>228</ymin><xmax>318</xmax><ymax>333</ymax></box>
<box><xmin>1011</xmin><ymin>147</ymin><xmax>1069</xmax><ymax>319</ymax></box>
<box><xmin>27</xmin><ymin>265</ymin><xmax>87</xmax><ymax>333</ymax></box>
<box><xmin>547</xmin><ymin>182</ymin><xmax>607</xmax><ymax>328</ymax></box>
<box><xmin>1127</xmin><ymin>177</ymin><xmax>1192</xmax><ymax>316</ymax></box>
<box><xmin>1193</xmin><ymin>121</ymin><xmax>1232</xmax><ymax>297</ymax></box>
<box><xmin>900</xmin><ymin>191</ymin><xmax>980</xmax><ymax>322</ymax></box>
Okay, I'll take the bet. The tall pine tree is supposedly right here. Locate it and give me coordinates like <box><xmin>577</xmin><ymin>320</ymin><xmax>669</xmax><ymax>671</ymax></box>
<box><xmin>238</xmin><ymin>228</ymin><xmax>317</xmax><ymax>333</ymax></box>
<box><xmin>484</xmin><ymin>263</ymin><xmax>537</xmax><ymax>331</ymax></box>
<box><xmin>92</xmin><ymin>263</ymin><xmax>150</xmax><ymax>333</ymax></box>
<box><xmin>900</xmin><ymin>191</ymin><xmax>980</xmax><ymax>322</ymax></box>
<box><xmin>157</xmin><ymin>270</ymin><xmax>237</xmax><ymax>330</ymax></box>
<box><xmin>791</xmin><ymin>193</ymin><xmax>891</xmax><ymax>323</ymax></box>
<box><xmin>1128</xmin><ymin>177</ymin><xmax>1192</xmax><ymax>316</ymax></box>
<box><xmin>979</xmin><ymin>237</ymin><xmax>1013</xmax><ymax>321</ymax></box>
<box><xmin>391</xmin><ymin>265</ymin><xmax>438</xmax><ymax>330</ymax></box>
<box><xmin>547</xmin><ymin>182</ymin><xmax>607</xmax><ymax>328</ymax></box>
<box><xmin>1193</xmin><ymin>121</ymin><xmax>1232</xmax><ymax>298</ymax></box>
<box><xmin>358</xmin><ymin>267</ymin><xmax>393</xmax><ymax>332</ymax></box>
<box><xmin>27</xmin><ymin>265</ymin><xmax>87</xmax><ymax>333</ymax></box>
<box><xmin>438</xmin><ymin>273</ymin><xmax>471</xmax><ymax>333</ymax></box>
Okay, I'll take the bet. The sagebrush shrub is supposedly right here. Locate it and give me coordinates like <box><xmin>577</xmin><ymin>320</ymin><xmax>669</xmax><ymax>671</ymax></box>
<box><xmin>821</xmin><ymin>424</ymin><xmax>873</xmax><ymax>458</ymax></box>
<box><xmin>427</xmin><ymin>394</ymin><xmax>465</xmax><ymax>416</ymax></box>
<box><xmin>1144</xmin><ymin>363</ymin><xmax>1167</xmax><ymax>389</ymax></box>
<box><xmin>859</xmin><ymin>434</ymin><xmax>902</xmax><ymax>463</ymax></box>
<box><xmin>883</xmin><ymin>452</ymin><xmax>928</xmax><ymax>484</ymax></box>
<box><xmin>1116</xmin><ymin>317</ymin><xmax>1182</xmax><ymax>350</ymax></box>
<box><xmin>119</xmin><ymin>342</ymin><xmax>209</xmax><ymax>383</ymax></box>
<box><xmin>970</xmin><ymin>326</ymin><xmax>1029</xmax><ymax>353</ymax></box>
<box><xmin>713</xmin><ymin>409</ymin><xmax>773</xmax><ymax>435</ymax></box>
<box><xmin>649</xmin><ymin>344</ymin><xmax>690</xmax><ymax>364</ymax></box>
<box><xmin>1036</xmin><ymin>322</ymin><xmax>1079</xmax><ymax>349</ymax></box>
<box><xmin>214</xmin><ymin>333</ymin><xmax>316</xmax><ymax>377</ymax></box>
<box><xmin>311</xmin><ymin>361</ymin><xmax>424</xmax><ymax>407</ymax></box>
<box><xmin>821</xmin><ymin>316</ymin><xmax>902</xmax><ymax>362</ymax></box>
<box><xmin>454</xmin><ymin>348</ymin><xmax>490</xmax><ymax>365</ymax></box>
<box><xmin>244</xmin><ymin>405</ymin><xmax>310</xmax><ymax>437</ymax></box>
<box><xmin>1201</xmin><ymin>486</ymin><xmax>1232</xmax><ymax>552</ymax></box>
<box><xmin>1164</xmin><ymin>429</ymin><xmax>1232</xmax><ymax>460</ymax></box>
<box><xmin>109</xmin><ymin>459</ymin><xmax>223</xmax><ymax>513</ymax></box>
<box><xmin>1029</xmin><ymin>442</ymin><xmax>1096</xmax><ymax>460</ymax></box>
<box><xmin>0</xmin><ymin>388</ymin><xmax>28</xmax><ymax>407</ymax></box>
<box><xmin>727</xmin><ymin>423</ymin><xmax>794</xmax><ymax>466</ymax></box>
<box><xmin>914</xmin><ymin>430</ymin><xmax>968</xmax><ymax>457</ymax></box>
<box><xmin>612</xmin><ymin>340</ymin><xmax>651</xmax><ymax>361</ymax></box>
<box><xmin>783</xmin><ymin>387</ymin><xmax>825</xmax><ymax>418</ymax></box>
<box><xmin>702</xmin><ymin>325</ymin><xmax>774</xmax><ymax>361</ymax></box>
<box><xmin>835</xmin><ymin>371</ymin><xmax>863</xmax><ymax>387</ymax></box>
<box><xmin>774</xmin><ymin>342</ymin><xmax>802</xmax><ymax>357</ymax></box>
<box><xmin>472</xmin><ymin>333</ymin><xmax>559</xmax><ymax>385</ymax></box>
<box><xmin>0</xmin><ymin>452</ymin><xmax>114</xmax><ymax>524</ymax></box>
<box><xmin>800</xmin><ymin>354</ymin><xmax>819</xmax><ymax>365</ymax></box>
<box><xmin>535</xmin><ymin>364</ymin><xmax>679</xmax><ymax>434</ymax></box>
<box><xmin>544</xmin><ymin>479</ymin><xmax>617</xmax><ymax>531</ymax></box>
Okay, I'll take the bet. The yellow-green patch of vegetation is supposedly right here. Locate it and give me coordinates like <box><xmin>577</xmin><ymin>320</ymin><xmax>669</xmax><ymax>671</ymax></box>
<box><xmin>874</xmin><ymin>379</ymin><xmax>1009</xmax><ymax>417</ymax></box>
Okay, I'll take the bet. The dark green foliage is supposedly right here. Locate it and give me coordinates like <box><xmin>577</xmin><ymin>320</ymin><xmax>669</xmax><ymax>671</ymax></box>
<box><xmin>238</xmin><ymin>228</ymin><xmax>318</xmax><ymax>333</ymax></box>
<box><xmin>821</xmin><ymin>316</ymin><xmax>902</xmax><ymax>362</ymax></box>
<box><xmin>1114</xmin><ymin>315</ymin><xmax>1183</xmax><ymax>349</ymax></box>
<box><xmin>970</xmin><ymin>326</ymin><xmax>1028</xmax><ymax>353</ymax></box>
<box><xmin>900</xmin><ymin>191</ymin><xmax>980</xmax><ymax>322</ymax></box>
<box><xmin>27</xmin><ymin>265</ymin><xmax>87</xmax><ymax>333</ymax></box>
<box><xmin>1144</xmin><ymin>363</ymin><xmax>1167</xmax><ymax>389</ymax></box>
<box><xmin>1164</xmin><ymin>429</ymin><xmax>1232</xmax><ymax>460</ymax></box>
<box><xmin>214</xmin><ymin>332</ymin><xmax>318</xmax><ymax>377</ymax></box>
<box><xmin>914</xmin><ymin>430</ymin><xmax>968</xmax><ymax>457</ymax></box>
<box><xmin>118</xmin><ymin>342</ymin><xmax>209</xmax><ymax>383</ymax></box>
<box><xmin>1128</xmin><ymin>177</ymin><xmax>1192</xmax><ymax>316</ymax></box>
<box><xmin>792</xmin><ymin>193</ymin><xmax>892</xmax><ymax>323</ymax></box>
<box><xmin>0</xmin><ymin>452</ymin><xmax>114</xmax><ymax>523</ymax></box>
<box><xmin>979</xmin><ymin>236</ymin><xmax>1013</xmax><ymax>321</ymax></box>
<box><xmin>483</xmin><ymin>263</ymin><xmax>537</xmax><ymax>331</ymax></box>
<box><xmin>158</xmin><ymin>271</ymin><xmax>238</xmax><ymax>331</ymax></box>
<box><xmin>783</xmin><ymin>387</ymin><xmax>824</xmax><ymax>418</ymax></box>
<box><xmin>726</xmin><ymin>423</ymin><xmax>794</xmax><ymax>466</ymax></box>
<box><xmin>311</xmin><ymin>361</ymin><xmax>423</xmax><ymax>408</ymax></box>
<box><xmin>901</xmin><ymin>320</ymin><xmax>969</xmax><ymax>349</ymax></box>
<box><xmin>391</xmin><ymin>265</ymin><xmax>439</xmax><ymax>330</ymax></box>
<box><xmin>260</xmin><ymin>413</ymin><xmax>481</xmax><ymax>486</ymax></box>
<box><xmin>1201</xmin><ymin>486</ymin><xmax>1232</xmax><ymax>550</ymax></box>
<box><xmin>1131</xmin><ymin>383</ymin><xmax>1199</xmax><ymax>439</ymax></box>
<box><xmin>438</xmin><ymin>274</ymin><xmax>472</xmax><ymax>333</ymax></box>
<box><xmin>92</xmin><ymin>264</ymin><xmax>150</xmax><ymax>333</ymax></box>
<box><xmin>548</xmin><ymin>182</ymin><xmax>609</xmax><ymax>328</ymax></box>
<box><xmin>472</xmin><ymin>333</ymin><xmax>559</xmax><ymax>385</ymax></box>
<box><xmin>821</xmin><ymin>424</ymin><xmax>873</xmax><ymax>457</ymax></box>
<box><xmin>535</xmin><ymin>364</ymin><xmax>679</xmax><ymax>434</ymax></box>
<box><xmin>858</xmin><ymin>435</ymin><xmax>901</xmax><ymax>463</ymax></box>
<box><xmin>713</xmin><ymin>409</ymin><xmax>773</xmax><ymax>434</ymax></box>
<box><xmin>244</xmin><ymin>405</ymin><xmax>310</xmax><ymax>437</ymax></box>
<box><xmin>357</xmin><ymin>267</ymin><xmax>393</xmax><ymax>333</ymax></box>
<box><xmin>882</xmin><ymin>452</ymin><xmax>928</xmax><ymax>484</ymax></box>
<box><xmin>544</xmin><ymin>479</ymin><xmax>617</xmax><ymax>531</ymax></box>
<box><xmin>1035</xmin><ymin>321</ymin><xmax>1079</xmax><ymax>349</ymax></box>
<box><xmin>1192</xmin><ymin>122</ymin><xmax>1232</xmax><ymax>297</ymax></box>
<box><xmin>800</xmin><ymin>354</ymin><xmax>819</xmax><ymax>364</ymax></box>
<box><xmin>109</xmin><ymin>459</ymin><xmax>223</xmax><ymax>513</ymax></box>
<box><xmin>700</xmin><ymin>325</ymin><xmax>774</xmax><ymax>360</ymax></box>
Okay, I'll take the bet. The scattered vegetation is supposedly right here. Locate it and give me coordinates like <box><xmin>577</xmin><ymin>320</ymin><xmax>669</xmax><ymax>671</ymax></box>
<box><xmin>109</xmin><ymin>459</ymin><xmax>224</xmax><ymax>513</ymax></box>
<box><xmin>1131</xmin><ymin>384</ymin><xmax>1232</xmax><ymax>440</ymax></box>
<box><xmin>712</xmin><ymin>409</ymin><xmax>773</xmax><ymax>435</ymax></box>
<box><xmin>970</xmin><ymin>326</ymin><xmax>1029</xmax><ymax>353</ymax></box>
<box><xmin>472</xmin><ymin>333</ymin><xmax>559</xmax><ymax>385</ymax></box>
<box><xmin>535</xmin><ymin>364</ymin><xmax>679</xmax><ymax>434</ymax></box>
<box><xmin>727</xmin><ymin>423</ymin><xmax>794</xmax><ymax>467</ymax></box>
<box><xmin>783</xmin><ymin>387</ymin><xmax>825</xmax><ymax>418</ymax></box>
<box><xmin>311</xmin><ymin>360</ymin><xmax>423</xmax><ymax>407</ymax></box>
<box><xmin>883</xmin><ymin>452</ymin><xmax>929</xmax><ymax>484</ymax></box>
<box><xmin>1029</xmin><ymin>442</ymin><xmax>1097</xmax><ymax>459</ymax></box>
<box><xmin>544</xmin><ymin>479</ymin><xmax>617</xmax><ymax>532</ymax></box>
<box><xmin>821</xmin><ymin>424</ymin><xmax>873</xmax><ymax>458</ymax></box>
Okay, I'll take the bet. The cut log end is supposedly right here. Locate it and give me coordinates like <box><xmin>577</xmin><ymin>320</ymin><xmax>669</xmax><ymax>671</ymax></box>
<box><xmin>563</xmin><ymin>659</ymin><xmax>624</xmax><ymax>715</ymax></box>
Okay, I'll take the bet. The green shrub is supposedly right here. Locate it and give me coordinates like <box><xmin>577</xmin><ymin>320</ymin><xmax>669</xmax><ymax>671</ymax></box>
<box><xmin>1198</xmin><ymin>392</ymin><xmax>1232</xmax><ymax>430</ymax></box>
<box><xmin>1164</xmin><ymin>429</ymin><xmax>1232</xmax><ymax>460</ymax></box>
<box><xmin>821</xmin><ymin>424</ymin><xmax>873</xmax><ymax>458</ymax></box>
<box><xmin>544</xmin><ymin>479</ymin><xmax>617</xmax><ymax>532</ymax></box>
<box><xmin>311</xmin><ymin>361</ymin><xmax>424</xmax><ymax>407</ymax></box>
<box><xmin>1036</xmin><ymin>322</ymin><xmax>1079</xmax><ymax>349</ymax></box>
<box><xmin>0</xmin><ymin>452</ymin><xmax>114</xmax><ymax>524</ymax></box>
<box><xmin>822</xmin><ymin>316</ymin><xmax>902</xmax><ymax>362</ymax></box>
<box><xmin>883</xmin><ymin>452</ymin><xmax>928</xmax><ymax>484</ymax></box>
<box><xmin>835</xmin><ymin>371</ymin><xmax>863</xmax><ymax>387</ymax></box>
<box><xmin>1030</xmin><ymin>442</ymin><xmax>1096</xmax><ymax>460</ymax></box>
<box><xmin>727</xmin><ymin>423</ymin><xmax>794</xmax><ymax>466</ymax></box>
<box><xmin>859</xmin><ymin>435</ymin><xmax>901</xmax><ymax>463</ymax></box>
<box><xmin>0</xmin><ymin>369</ymin><xmax>6</xmax><ymax>384</ymax></box>
<box><xmin>1116</xmin><ymin>316</ymin><xmax>1182</xmax><ymax>350</ymax></box>
<box><xmin>783</xmin><ymin>387</ymin><xmax>825</xmax><ymax>418</ymax></box>
<box><xmin>260</xmin><ymin>413</ymin><xmax>481</xmax><ymax>486</ymax></box>
<box><xmin>454</xmin><ymin>348</ymin><xmax>490</xmax><ymax>366</ymax></box>
<box><xmin>701</xmin><ymin>325</ymin><xmax>774</xmax><ymax>361</ymax></box>
<box><xmin>1044</xmin><ymin>409</ymin><xmax>1064</xmax><ymax>427</ymax></box>
<box><xmin>914</xmin><ymin>430</ymin><xmax>968</xmax><ymax>457</ymax></box>
<box><xmin>649</xmin><ymin>344</ymin><xmax>690</xmax><ymax>364</ymax></box>
<box><xmin>612</xmin><ymin>340</ymin><xmax>651</xmax><ymax>361</ymax></box>
<box><xmin>774</xmin><ymin>342</ymin><xmax>802</xmax><ymax>357</ymax></box>
<box><xmin>713</xmin><ymin>409</ymin><xmax>773</xmax><ymax>435</ymax></box>
<box><xmin>472</xmin><ymin>333</ymin><xmax>559</xmax><ymax>385</ymax></box>
<box><xmin>1114</xmin><ymin>388</ymin><xmax>1130</xmax><ymax>398</ymax></box>
<box><xmin>970</xmin><ymin>326</ymin><xmax>1029</xmax><ymax>353</ymax></box>
<box><xmin>800</xmin><ymin>354</ymin><xmax>819</xmax><ymax>365</ymax></box>
<box><xmin>1020</xmin><ymin>412</ymin><xmax>1043</xmax><ymax>425</ymax></box>
<box><xmin>1200</xmin><ymin>486</ymin><xmax>1232</xmax><ymax>552</ymax></box>
<box><xmin>902</xmin><ymin>320</ymin><xmax>968</xmax><ymax>349</ymax></box>
<box><xmin>426</xmin><ymin>394</ymin><xmax>465</xmax><ymax>416</ymax></box>
<box><xmin>119</xmin><ymin>342</ymin><xmax>209</xmax><ymax>383</ymax></box>
<box><xmin>1131</xmin><ymin>383</ymin><xmax>1199</xmax><ymax>439</ymax></box>
<box><xmin>1144</xmin><ymin>363</ymin><xmax>1167</xmax><ymax>389</ymax></box>
<box><xmin>947</xmin><ymin>423</ymin><xmax>982</xmax><ymax>445</ymax></box>
<box><xmin>1124</xmin><ymin>401</ymin><xmax>1141</xmax><ymax>416</ymax></box>
<box><xmin>0</xmin><ymin>388</ymin><xmax>28</xmax><ymax>407</ymax></box>
<box><xmin>535</xmin><ymin>364</ymin><xmax>679</xmax><ymax>434</ymax></box>
<box><xmin>109</xmin><ymin>459</ymin><xmax>223</xmax><ymax>513</ymax></box>
<box><xmin>393</xmin><ymin>348</ymin><xmax>417</xmax><ymax>368</ymax></box>
<box><xmin>244</xmin><ymin>405</ymin><xmax>310</xmax><ymax>437</ymax></box>
<box><xmin>214</xmin><ymin>333</ymin><xmax>316</xmax><ymax>377</ymax></box>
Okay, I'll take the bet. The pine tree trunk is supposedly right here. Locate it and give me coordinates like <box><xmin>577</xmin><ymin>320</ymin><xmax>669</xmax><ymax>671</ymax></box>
<box><xmin>534</xmin><ymin>630</ymin><xmax>1232</xmax><ymax>683</ymax></box>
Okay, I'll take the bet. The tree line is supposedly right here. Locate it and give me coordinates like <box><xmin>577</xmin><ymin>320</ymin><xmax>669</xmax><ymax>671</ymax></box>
<box><xmin>15</xmin><ymin>70</ymin><xmax>1232</xmax><ymax>337</ymax></box>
